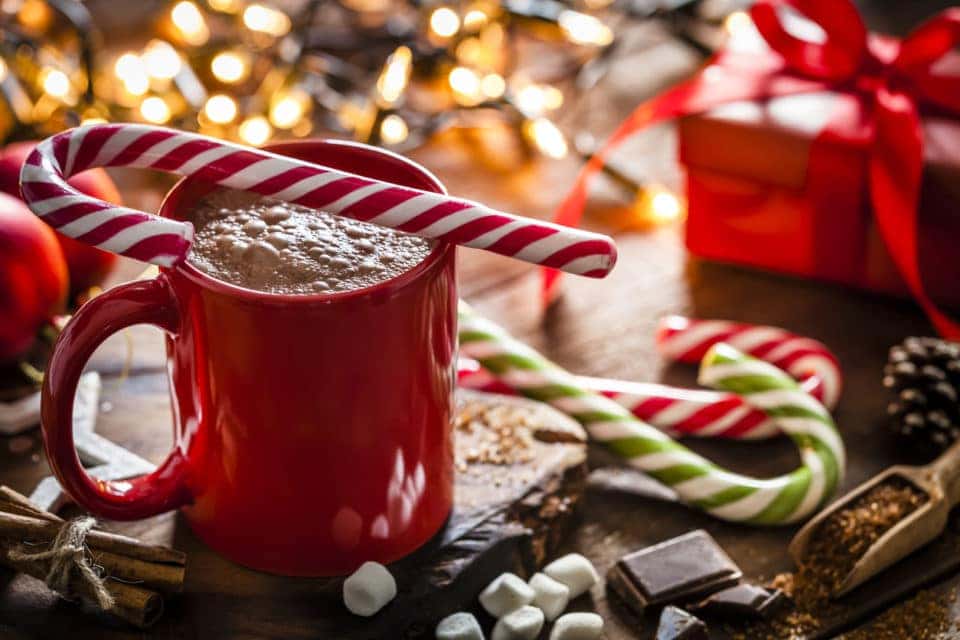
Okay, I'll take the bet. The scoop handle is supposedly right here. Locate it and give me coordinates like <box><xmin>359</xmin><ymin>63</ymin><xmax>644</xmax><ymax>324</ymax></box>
<box><xmin>930</xmin><ymin>438</ymin><xmax>960</xmax><ymax>506</ymax></box>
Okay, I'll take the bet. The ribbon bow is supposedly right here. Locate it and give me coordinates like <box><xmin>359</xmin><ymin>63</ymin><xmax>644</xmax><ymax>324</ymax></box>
<box><xmin>549</xmin><ymin>0</ymin><xmax>960</xmax><ymax>338</ymax></box>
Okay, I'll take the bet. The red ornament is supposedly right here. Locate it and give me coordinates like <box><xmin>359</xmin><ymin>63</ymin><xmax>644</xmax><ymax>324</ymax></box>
<box><xmin>0</xmin><ymin>191</ymin><xmax>68</xmax><ymax>362</ymax></box>
<box><xmin>0</xmin><ymin>141</ymin><xmax>120</xmax><ymax>294</ymax></box>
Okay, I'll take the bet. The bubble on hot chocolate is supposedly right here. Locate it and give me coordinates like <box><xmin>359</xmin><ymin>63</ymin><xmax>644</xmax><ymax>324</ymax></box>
<box><xmin>186</xmin><ymin>189</ymin><xmax>434</xmax><ymax>295</ymax></box>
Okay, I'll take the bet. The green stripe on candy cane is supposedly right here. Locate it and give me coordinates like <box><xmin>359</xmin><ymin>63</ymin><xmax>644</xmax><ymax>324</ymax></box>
<box><xmin>457</xmin><ymin>303</ymin><xmax>846</xmax><ymax>525</ymax></box>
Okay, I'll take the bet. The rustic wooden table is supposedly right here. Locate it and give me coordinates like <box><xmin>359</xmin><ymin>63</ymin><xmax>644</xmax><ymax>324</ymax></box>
<box><xmin>3</xmin><ymin>3</ymin><xmax>960</xmax><ymax>638</ymax></box>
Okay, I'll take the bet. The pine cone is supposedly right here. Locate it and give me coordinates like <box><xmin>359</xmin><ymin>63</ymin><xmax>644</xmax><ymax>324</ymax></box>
<box><xmin>884</xmin><ymin>337</ymin><xmax>960</xmax><ymax>452</ymax></box>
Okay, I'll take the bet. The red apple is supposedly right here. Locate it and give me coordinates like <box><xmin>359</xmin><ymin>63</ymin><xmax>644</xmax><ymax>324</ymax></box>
<box><xmin>0</xmin><ymin>191</ymin><xmax>69</xmax><ymax>362</ymax></box>
<box><xmin>0</xmin><ymin>141</ymin><xmax>121</xmax><ymax>294</ymax></box>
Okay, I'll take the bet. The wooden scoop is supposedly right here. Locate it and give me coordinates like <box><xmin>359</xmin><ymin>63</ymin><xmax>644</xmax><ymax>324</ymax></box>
<box><xmin>789</xmin><ymin>439</ymin><xmax>960</xmax><ymax>597</ymax></box>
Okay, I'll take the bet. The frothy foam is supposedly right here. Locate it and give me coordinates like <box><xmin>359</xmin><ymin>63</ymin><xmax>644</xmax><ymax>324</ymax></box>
<box><xmin>186</xmin><ymin>189</ymin><xmax>434</xmax><ymax>295</ymax></box>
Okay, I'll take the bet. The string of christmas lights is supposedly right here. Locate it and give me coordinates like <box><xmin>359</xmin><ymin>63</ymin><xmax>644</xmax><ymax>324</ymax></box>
<box><xmin>0</xmin><ymin>0</ymin><xmax>749</xmax><ymax>222</ymax></box>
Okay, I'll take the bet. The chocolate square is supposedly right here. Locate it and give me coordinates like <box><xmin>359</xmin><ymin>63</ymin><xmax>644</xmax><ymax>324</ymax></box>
<box><xmin>608</xmin><ymin>530</ymin><xmax>742</xmax><ymax>614</ymax></box>
<box><xmin>688</xmin><ymin>584</ymin><xmax>787</xmax><ymax>620</ymax></box>
<box><xmin>655</xmin><ymin>606</ymin><xmax>708</xmax><ymax>640</ymax></box>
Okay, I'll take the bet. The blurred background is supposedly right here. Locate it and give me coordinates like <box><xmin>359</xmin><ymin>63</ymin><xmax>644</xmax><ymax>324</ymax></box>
<box><xmin>0</xmin><ymin>0</ymin><xmax>952</xmax><ymax>227</ymax></box>
<box><xmin>0</xmin><ymin>0</ymin><xmax>754</xmax><ymax>155</ymax></box>
<box><xmin>0</xmin><ymin>0</ymin><xmax>949</xmax><ymax>150</ymax></box>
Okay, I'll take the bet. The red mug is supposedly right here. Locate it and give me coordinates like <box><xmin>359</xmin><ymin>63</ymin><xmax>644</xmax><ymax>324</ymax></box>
<box><xmin>40</xmin><ymin>140</ymin><xmax>457</xmax><ymax>576</ymax></box>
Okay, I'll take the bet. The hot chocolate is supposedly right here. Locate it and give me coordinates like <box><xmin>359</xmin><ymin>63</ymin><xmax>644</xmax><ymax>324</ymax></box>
<box><xmin>186</xmin><ymin>189</ymin><xmax>434</xmax><ymax>294</ymax></box>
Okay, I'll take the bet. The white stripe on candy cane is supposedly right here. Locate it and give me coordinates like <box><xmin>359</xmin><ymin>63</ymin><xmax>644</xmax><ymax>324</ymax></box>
<box><xmin>777</xmin><ymin>417</ymin><xmax>846</xmax><ymax>466</ymax></box>
<box><xmin>95</xmin><ymin>218</ymin><xmax>188</xmax><ymax>253</ymax></box>
<box><xmin>658</xmin><ymin>320</ymin><xmax>735</xmax><ymax>359</ymax></box>
<box><xmin>636</xmin><ymin>449</ymin><xmax>711</xmax><ymax>471</ymax></box>
<box><xmin>367</xmin><ymin>193</ymin><xmax>439</xmax><ymax>227</ymax></box>
<box><xmin>24</xmin><ymin>194</ymin><xmax>87</xmax><ymax>216</ymax></box>
<box><xmin>789</xmin><ymin>449</ymin><xmax>826</xmax><ymax>523</ymax></box>
<box><xmin>418</xmin><ymin>205</ymin><xmax>489</xmax><ymax>237</ymax></box>
<box><xmin>708</xmin><ymin>483</ymin><xmax>779</xmax><ymax>520</ymax></box>
<box><xmin>746</xmin><ymin>389</ymin><xmax>829</xmax><ymax>417</ymax></box>
<box><xmin>270</xmin><ymin>173</ymin><xmax>344</xmax><ymax>201</ymax></box>
<box><xmin>58</xmin><ymin>207</ymin><xmax>136</xmax><ymax>237</ymax></box>
<box><xmin>698</xmin><ymin>360</ymin><xmax>787</xmax><ymax>387</ymax></box>
<box><xmin>322</xmin><ymin>182</ymin><xmax>390</xmax><ymax>212</ymax></box>
<box><xmin>671</xmin><ymin>472</ymin><xmax>739</xmax><ymax>501</ymax></box>
<box><xmin>175</xmin><ymin>145</ymin><xmax>239</xmax><ymax>175</ymax></box>
<box><xmin>726</xmin><ymin>327</ymin><xmax>789</xmax><ymax>351</ymax></box>
<box><xmin>467</xmin><ymin>219</ymin><xmax>529</xmax><ymax>248</ymax></box>
<box><xmin>648</xmin><ymin>399</ymin><xmax>708</xmax><ymax>426</ymax></box>
<box><xmin>63</xmin><ymin>125</ymin><xmax>89</xmax><ymax>178</ymax></box>
<box><xmin>593</xmin><ymin>417</ymin><xmax>675</xmax><ymax>442</ymax></box>
<box><xmin>692</xmin><ymin>405</ymin><xmax>758</xmax><ymax>437</ymax></box>
<box><xmin>129</xmin><ymin>135</ymin><xmax>191</xmax><ymax>168</ymax></box>
<box><xmin>512</xmin><ymin>227</ymin><xmax>586</xmax><ymax>263</ymax></box>
<box><xmin>559</xmin><ymin>255</ymin><xmax>611</xmax><ymax>276</ymax></box>
<box><xmin>550</xmin><ymin>393</ymin><xmax>620</xmax><ymax>417</ymax></box>
<box><xmin>90</xmin><ymin>127</ymin><xmax>145</xmax><ymax>168</ymax></box>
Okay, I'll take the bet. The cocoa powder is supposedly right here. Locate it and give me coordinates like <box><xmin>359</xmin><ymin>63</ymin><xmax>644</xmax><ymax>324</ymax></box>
<box><xmin>731</xmin><ymin>477</ymin><xmax>930</xmax><ymax>639</ymax></box>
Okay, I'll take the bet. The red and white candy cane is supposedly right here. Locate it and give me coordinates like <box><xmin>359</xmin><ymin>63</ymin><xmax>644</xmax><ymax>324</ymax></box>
<box><xmin>457</xmin><ymin>316</ymin><xmax>841</xmax><ymax>441</ymax></box>
<box><xmin>656</xmin><ymin>316</ymin><xmax>842</xmax><ymax>409</ymax></box>
<box><xmin>457</xmin><ymin>358</ymin><xmax>779</xmax><ymax>440</ymax></box>
<box><xmin>20</xmin><ymin>123</ymin><xmax>617</xmax><ymax>276</ymax></box>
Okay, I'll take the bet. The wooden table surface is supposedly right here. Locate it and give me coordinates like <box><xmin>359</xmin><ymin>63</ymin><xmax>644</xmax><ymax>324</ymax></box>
<box><xmin>3</xmin><ymin>4</ymin><xmax>960</xmax><ymax>638</ymax></box>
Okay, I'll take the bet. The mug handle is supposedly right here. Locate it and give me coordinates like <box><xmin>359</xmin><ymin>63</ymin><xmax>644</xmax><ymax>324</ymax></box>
<box><xmin>41</xmin><ymin>276</ymin><xmax>192</xmax><ymax>520</ymax></box>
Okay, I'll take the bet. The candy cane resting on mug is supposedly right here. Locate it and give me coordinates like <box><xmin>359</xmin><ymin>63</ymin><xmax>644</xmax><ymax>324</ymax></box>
<box><xmin>20</xmin><ymin>123</ymin><xmax>618</xmax><ymax>276</ymax></box>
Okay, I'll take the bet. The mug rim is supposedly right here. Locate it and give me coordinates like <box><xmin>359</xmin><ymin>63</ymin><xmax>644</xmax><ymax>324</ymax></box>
<box><xmin>159</xmin><ymin>138</ymin><xmax>454</xmax><ymax>305</ymax></box>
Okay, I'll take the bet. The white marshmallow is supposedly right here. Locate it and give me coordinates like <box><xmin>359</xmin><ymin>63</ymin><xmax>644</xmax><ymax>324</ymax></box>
<box><xmin>479</xmin><ymin>573</ymin><xmax>535</xmax><ymax>618</ymax></box>
<box><xmin>528</xmin><ymin>572</ymin><xmax>570</xmax><ymax>621</ymax></box>
<box><xmin>549</xmin><ymin>612</ymin><xmax>604</xmax><ymax>640</ymax></box>
<box><xmin>342</xmin><ymin>561</ymin><xmax>397</xmax><ymax>617</ymax></box>
<box><xmin>542</xmin><ymin>554</ymin><xmax>599</xmax><ymax>600</ymax></box>
<box><xmin>492</xmin><ymin>605</ymin><xmax>544</xmax><ymax>640</ymax></box>
<box><xmin>436</xmin><ymin>612</ymin><xmax>485</xmax><ymax>640</ymax></box>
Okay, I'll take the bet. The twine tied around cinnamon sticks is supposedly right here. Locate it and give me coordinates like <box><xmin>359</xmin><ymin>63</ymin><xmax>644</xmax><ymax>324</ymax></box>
<box><xmin>8</xmin><ymin>516</ymin><xmax>115</xmax><ymax>611</ymax></box>
<box><xmin>0</xmin><ymin>486</ymin><xmax>186</xmax><ymax>628</ymax></box>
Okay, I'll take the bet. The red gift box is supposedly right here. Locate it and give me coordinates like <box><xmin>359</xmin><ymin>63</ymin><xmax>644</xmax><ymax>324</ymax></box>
<box><xmin>679</xmin><ymin>93</ymin><xmax>960</xmax><ymax>307</ymax></box>
<box><xmin>550</xmin><ymin>0</ymin><xmax>960</xmax><ymax>336</ymax></box>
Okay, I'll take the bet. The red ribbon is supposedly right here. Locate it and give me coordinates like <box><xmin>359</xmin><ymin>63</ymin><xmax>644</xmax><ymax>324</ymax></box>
<box><xmin>549</xmin><ymin>0</ymin><xmax>960</xmax><ymax>339</ymax></box>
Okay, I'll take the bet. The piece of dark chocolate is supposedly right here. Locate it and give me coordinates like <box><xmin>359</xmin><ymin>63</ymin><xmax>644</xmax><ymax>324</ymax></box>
<box><xmin>655</xmin><ymin>606</ymin><xmax>709</xmax><ymax>640</ymax></box>
<box><xmin>607</xmin><ymin>529</ymin><xmax>742</xmax><ymax>614</ymax></box>
<box><xmin>688</xmin><ymin>583</ymin><xmax>787</xmax><ymax>620</ymax></box>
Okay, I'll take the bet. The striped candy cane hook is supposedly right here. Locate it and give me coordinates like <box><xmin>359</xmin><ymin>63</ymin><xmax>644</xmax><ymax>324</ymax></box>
<box><xmin>20</xmin><ymin>123</ymin><xmax>618</xmax><ymax>275</ymax></box>
<box><xmin>657</xmin><ymin>316</ymin><xmax>842</xmax><ymax>409</ymax></box>
<box><xmin>458</xmin><ymin>302</ymin><xmax>845</xmax><ymax>525</ymax></box>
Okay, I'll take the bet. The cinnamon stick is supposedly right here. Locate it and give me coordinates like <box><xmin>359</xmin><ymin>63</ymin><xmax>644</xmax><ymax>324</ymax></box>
<box><xmin>1</xmin><ymin>552</ymin><xmax>164</xmax><ymax>628</ymax></box>
<box><xmin>0</xmin><ymin>486</ymin><xmax>186</xmax><ymax>627</ymax></box>
<box><xmin>0</xmin><ymin>510</ymin><xmax>185</xmax><ymax>565</ymax></box>
<box><xmin>0</xmin><ymin>488</ymin><xmax>185</xmax><ymax>593</ymax></box>
<box><xmin>0</xmin><ymin>486</ymin><xmax>59</xmax><ymax>523</ymax></box>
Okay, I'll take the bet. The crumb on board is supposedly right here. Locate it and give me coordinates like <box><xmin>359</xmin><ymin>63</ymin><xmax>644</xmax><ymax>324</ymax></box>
<box><xmin>454</xmin><ymin>400</ymin><xmax>538</xmax><ymax>469</ymax></box>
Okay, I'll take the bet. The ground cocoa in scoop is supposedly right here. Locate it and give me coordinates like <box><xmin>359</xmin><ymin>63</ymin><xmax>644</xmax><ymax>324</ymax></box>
<box><xmin>731</xmin><ymin>477</ymin><xmax>930</xmax><ymax>639</ymax></box>
<box><xmin>796</xmin><ymin>476</ymin><xmax>929</xmax><ymax>602</ymax></box>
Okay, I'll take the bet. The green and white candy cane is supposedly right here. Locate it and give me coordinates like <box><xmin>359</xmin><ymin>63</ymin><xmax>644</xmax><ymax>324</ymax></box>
<box><xmin>457</xmin><ymin>302</ymin><xmax>845</xmax><ymax>525</ymax></box>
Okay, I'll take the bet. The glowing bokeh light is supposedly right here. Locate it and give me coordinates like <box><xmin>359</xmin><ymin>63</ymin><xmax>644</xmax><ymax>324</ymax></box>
<box><xmin>430</xmin><ymin>7</ymin><xmax>461</xmax><ymax>38</ymax></box>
